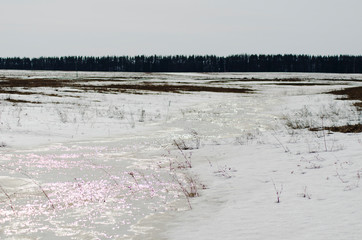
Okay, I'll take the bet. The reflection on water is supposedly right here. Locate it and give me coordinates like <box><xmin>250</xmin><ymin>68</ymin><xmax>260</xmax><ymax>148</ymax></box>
<box><xmin>0</xmin><ymin>71</ymin><xmax>286</xmax><ymax>239</ymax></box>
<box><xmin>0</xmin><ymin>141</ymin><xmax>186</xmax><ymax>239</ymax></box>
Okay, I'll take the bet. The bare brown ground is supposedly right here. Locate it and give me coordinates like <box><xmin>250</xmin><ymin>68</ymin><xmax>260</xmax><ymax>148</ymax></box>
<box><xmin>324</xmin><ymin>124</ymin><xmax>362</xmax><ymax>133</ymax></box>
<box><xmin>310</xmin><ymin>124</ymin><xmax>362</xmax><ymax>133</ymax></box>
<box><xmin>328</xmin><ymin>86</ymin><xmax>362</xmax><ymax>109</ymax></box>
<box><xmin>315</xmin><ymin>86</ymin><xmax>362</xmax><ymax>133</ymax></box>
<box><xmin>5</xmin><ymin>98</ymin><xmax>42</xmax><ymax>104</ymax></box>
<box><xmin>0</xmin><ymin>77</ymin><xmax>253</xmax><ymax>95</ymax></box>
<box><xmin>206</xmin><ymin>78</ymin><xmax>305</xmax><ymax>84</ymax></box>
<box><xmin>206</xmin><ymin>77</ymin><xmax>361</xmax><ymax>84</ymax></box>
<box><xmin>73</xmin><ymin>84</ymin><xmax>253</xmax><ymax>94</ymax></box>
<box><xmin>263</xmin><ymin>83</ymin><xmax>334</xmax><ymax>86</ymax></box>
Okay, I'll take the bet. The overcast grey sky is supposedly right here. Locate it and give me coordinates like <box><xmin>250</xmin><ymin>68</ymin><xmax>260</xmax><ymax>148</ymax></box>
<box><xmin>1</xmin><ymin>0</ymin><xmax>361</xmax><ymax>57</ymax></box>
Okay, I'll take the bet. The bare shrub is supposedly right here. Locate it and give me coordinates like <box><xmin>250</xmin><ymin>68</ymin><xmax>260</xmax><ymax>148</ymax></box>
<box><xmin>173</xmin><ymin>140</ymin><xmax>193</xmax><ymax>168</ymax></box>
<box><xmin>171</xmin><ymin>173</ymin><xmax>203</xmax><ymax>209</ymax></box>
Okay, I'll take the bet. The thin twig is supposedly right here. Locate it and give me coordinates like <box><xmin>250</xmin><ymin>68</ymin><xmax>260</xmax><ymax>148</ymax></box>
<box><xmin>0</xmin><ymin>184</ymin><xmax>16</xmax><ymax>214</ymax></box>
<box><xmin>271</xmin><ymin>131</ymin><xmax>289</xmax><ymax>153</ymax></box>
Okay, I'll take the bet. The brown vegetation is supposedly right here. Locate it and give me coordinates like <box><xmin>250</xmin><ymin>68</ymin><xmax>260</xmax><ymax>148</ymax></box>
<box><xmin>309</xmin><ymin>124</ymin><xmax>362</xmax><ymax>133</ymax></box>
<box><xmin>265</xmin><ymin>83</ymin><xmax>334</xmax><ymax>86</ymax></box>
<box><xmin>324</xmin><ymin>124</ymin><xmax>362</xmax><ymax>133</ymax></box>
<box><xmin>74</xmin><ymin>83</ymin><xmax>253</xmax><ymax>94</ymax></box>
<box><xmin>5</xmin><ymin>98</ymin><xmax>41</xmax><ymax>104</ymax></box>
<box><xmin>206</xmin><ymin>77</ymin><xmax>305</xmax><ymax>84</ymax></box>
<box><xmin>0</xmin><ymin>77</ymin><xmax>253</xmax><ymax>95</ymax></box>
<box><xmin>328</xmin><ymin>86</ymin><xmax>362</xmax><ymax>109</ymax></box>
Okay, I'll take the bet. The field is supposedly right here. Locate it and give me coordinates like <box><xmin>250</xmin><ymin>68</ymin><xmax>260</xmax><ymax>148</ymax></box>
<box><xmin>0</xmin><ymin>70</ymin><xmax>361</xmax><ymax>239</ymax></box>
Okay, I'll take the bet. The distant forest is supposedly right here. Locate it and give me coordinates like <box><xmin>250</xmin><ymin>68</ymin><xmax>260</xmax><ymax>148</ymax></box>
<box><xmin>0</xmin><ymin>55</ymin><xmax>361</xmax><ymax>73</ymax></box>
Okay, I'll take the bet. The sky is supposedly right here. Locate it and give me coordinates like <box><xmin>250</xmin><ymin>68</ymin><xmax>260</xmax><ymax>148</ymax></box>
<box><xmin>1</xmin><ymin>0</ymin><xmax>362</xmax><ymax>57</ymax></box>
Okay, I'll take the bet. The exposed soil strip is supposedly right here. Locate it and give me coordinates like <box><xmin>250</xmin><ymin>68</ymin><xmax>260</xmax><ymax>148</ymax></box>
<box><xmin>74</xmin><ymin>84</ymin><xmax>253</xmax><ymax>94</ymax></box>
<box><xmin>310</xmin><ymin>124</ymin><xmax>362</xmax><ymax>133</ymax></box>
<box><xmin>325</xmin><ymin>124</ymin><xmax>362</xmax><ymax>133</ymax></box>
<box><xmin>206</xmin><ymin>78</ymin><xmax>305</xmax><ymax>83</ymax></box>
<box><xmin>328</xmin><ymin>86</ymin><xmax>362</xmax><ymax>108</ymax></box>
<box><xmin>206</xmin><ymin>78</ymin><xmax>362</xmax><ymax>84</ymax></box>
<box><xmin>0</xmin><ymin>89</ymin><xmax>64</xmax><ymax>97</ymax></box>
<box><xmin>4</xmin><ymin>98</ymin><xmax>42</xmax><ymax>104</ymax></box>
<box><xmin>263</xmin><ymin>83</ymin><xmax>335</xmax><ymax>86</ymax></box>
<box><xmin>0</xmin><ymin>78</ymin><xmax>253</xmax><ymax>94</ymax></box>
<box><xmin>0</xmin><ymin>79</ymin><xmax>72</xmax><ymax>88</ymax></box>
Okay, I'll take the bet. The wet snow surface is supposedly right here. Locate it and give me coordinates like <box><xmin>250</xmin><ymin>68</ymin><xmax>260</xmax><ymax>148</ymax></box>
<box><xmin>0</xmin><ymin>71</ymin><xmax>361</xmax><ymax>239</ymax></box>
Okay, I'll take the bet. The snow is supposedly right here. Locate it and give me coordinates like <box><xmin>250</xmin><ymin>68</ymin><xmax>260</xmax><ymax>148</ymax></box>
<box><xmin>0</xmin><ymin>70</ymin><xmax>361</xmax><ymax>239</ymax></box>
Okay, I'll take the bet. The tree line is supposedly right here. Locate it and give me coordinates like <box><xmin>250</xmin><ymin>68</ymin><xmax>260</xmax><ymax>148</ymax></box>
<box><xmin>0</xmin><ymin>54</ymin><xmax>361</xmax><ymax>73</ymax></box>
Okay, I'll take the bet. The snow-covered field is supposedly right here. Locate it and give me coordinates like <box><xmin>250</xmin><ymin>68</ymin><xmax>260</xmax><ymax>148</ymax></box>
<box><xmin>0</xmin><ymin>71</ymin><xmax>361</xmax><ymax>239</ymax></box>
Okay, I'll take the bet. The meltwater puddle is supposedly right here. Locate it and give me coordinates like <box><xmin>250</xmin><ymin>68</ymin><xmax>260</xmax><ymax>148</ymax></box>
<box><xmin>0</xmin><ymin>135</ymin><xmax>189</xmax><ymax>239</ymax></box>
<box><xmin>0</xmin><ymin>88</ymin><xmax>281</xmax><ymax>239</ymax></box>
